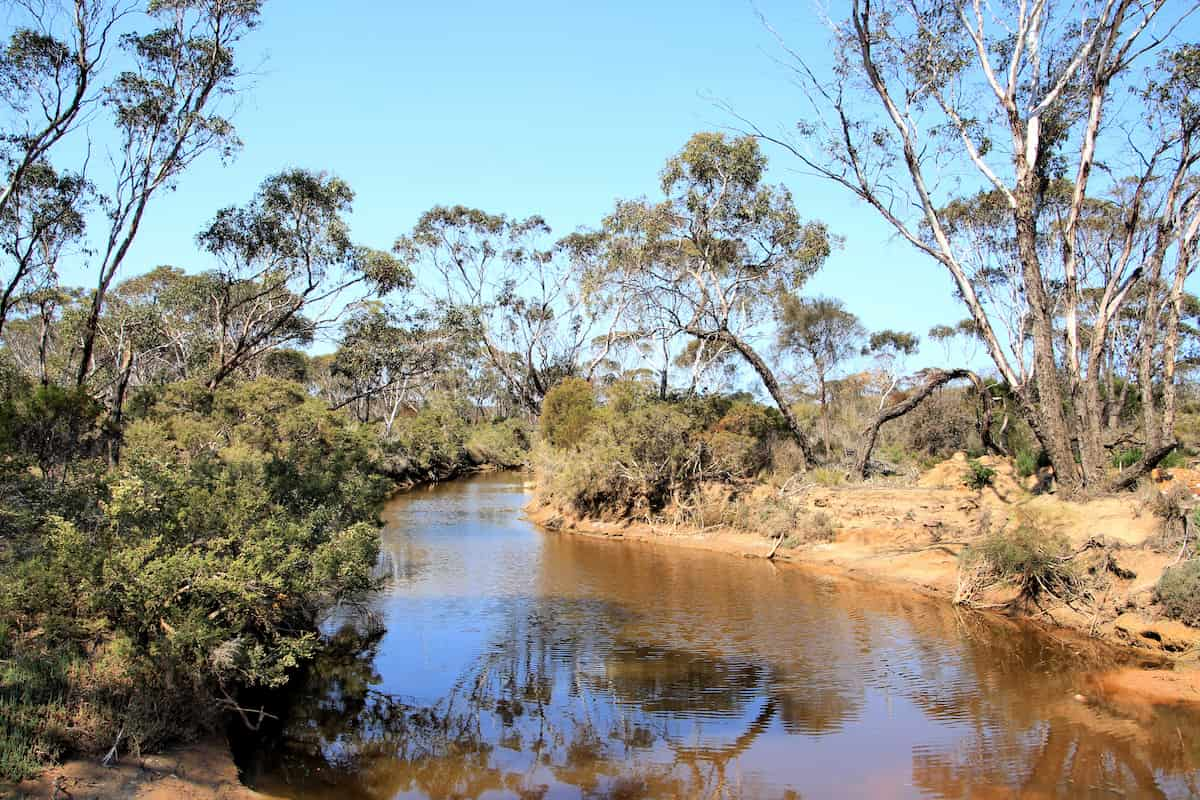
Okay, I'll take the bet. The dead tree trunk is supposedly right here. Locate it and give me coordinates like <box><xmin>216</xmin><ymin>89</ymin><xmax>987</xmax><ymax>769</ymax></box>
<box><xmin>854</xmin><ymin>368</ymin><xmax>997</xmax><ymax>479</ymax></box>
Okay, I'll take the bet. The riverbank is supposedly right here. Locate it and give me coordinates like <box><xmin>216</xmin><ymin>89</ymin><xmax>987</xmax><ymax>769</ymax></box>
<box><xmin>525</xmin><ymin>455</ymin><xmax>1200</xmax><ymax>706</ymax></box>
<box><xmin>2</xmin><ymin>739</ymin><xmax>279</xmax><ymax>800</ymax></box>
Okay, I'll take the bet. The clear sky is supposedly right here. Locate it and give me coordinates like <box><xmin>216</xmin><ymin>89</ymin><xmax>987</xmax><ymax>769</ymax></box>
<box><xmin>76</xmin><ymin>1</ymin><xmax>1019</xmax><ymax>369</ymax></box>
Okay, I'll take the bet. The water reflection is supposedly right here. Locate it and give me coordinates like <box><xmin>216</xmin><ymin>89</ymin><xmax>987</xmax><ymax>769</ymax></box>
<box><xmin>239</xmin><ymin>473</ymin><xmax>1200</xmax><ymax>799</ymax></box>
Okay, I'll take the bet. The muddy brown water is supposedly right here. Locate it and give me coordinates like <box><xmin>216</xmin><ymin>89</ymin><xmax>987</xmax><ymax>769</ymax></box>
<box><xmin>237</xmin><ymin>472</ymin><xmax>1200</xmax><ymax>799</ymax></box>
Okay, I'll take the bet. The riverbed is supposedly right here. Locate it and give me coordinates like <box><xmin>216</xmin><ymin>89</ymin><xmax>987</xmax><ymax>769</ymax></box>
<box><xmin>237</xmin><ymin>472</ymin><xmax>1200</xmax><ymax>799</ymax></box>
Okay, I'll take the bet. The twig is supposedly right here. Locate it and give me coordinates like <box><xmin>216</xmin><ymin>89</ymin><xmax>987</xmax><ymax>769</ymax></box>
<box><xmin>765</xmin><ymin>531</ymin><xmax>786</xmax><ymax>561</ymax></box>
<box><xmin>101</xmin><ymin>724</ymin><xmax>125</xmax><ymax>767</ymax></box>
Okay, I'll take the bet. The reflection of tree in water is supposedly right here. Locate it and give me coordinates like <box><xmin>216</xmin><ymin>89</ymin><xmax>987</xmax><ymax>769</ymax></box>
<box><xmin>240</xmin><ymin>520</ymin><xmax>1200</xmax><ymax>800</ymax></box>
<box><xmin>894</xmin><ymin>611</ymin><xmax>1200</xmax><ymax>799</ymax></box>
<box><xmin>240</xmin><ymin>597</ymin><xmax>801</xmax><ymax>799</ymax></box>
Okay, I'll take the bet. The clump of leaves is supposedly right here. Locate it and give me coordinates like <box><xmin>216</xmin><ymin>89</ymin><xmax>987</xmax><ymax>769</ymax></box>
<box><xmin>962</xmin><ymin>458</ymin><xmax>996</xmax><ymax>490</ymax></box>
<box><xmin>540</xmin><ymin>377</ymin><xmax>596</xmax><ymax>450</ymax></box>
<box><xmin>0</xmin><ymin>378</ymin><xmax>389</xmax><ymax>775</ymax></box>
<box><xmin>1160</xmin><ymin>448</ymin><xmax>1189</xmax><ymax>470</ymax></box>
<box><xmin>1155</xmin><ymin>560</ymin><xmax>1200</xmax><ymax>628</ymax></box>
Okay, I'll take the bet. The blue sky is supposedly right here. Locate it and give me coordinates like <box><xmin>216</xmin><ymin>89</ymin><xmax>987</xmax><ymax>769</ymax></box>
<box><xmin>75</xmin><ymin>0</ymin><xmax>989</xmax><ymax>368</ymax></box>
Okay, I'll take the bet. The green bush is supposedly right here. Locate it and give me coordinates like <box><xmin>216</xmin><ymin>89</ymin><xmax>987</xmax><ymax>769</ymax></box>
<box><xmin>386</xmin><ymin>395</ymin><xmax>470</xmax><ymax>475</ymax></box>
<box><xmin>1160</xmin><ymin>448</ymin><xmax>1189</xmax><ymax>470</ymax></box>
<box><xmin>706</xmin><ymin>430</ymin><xmax>767</xmax><ymax>478</ymax></box>
<box><xmin>1155</xmin><ymin>559</ymin><xmax>1200</xmax><ymax>627</ymax></box>
<box><xmin>809</xmin><ymin>466</ymin><xmax>844</xmax><ymax>487</ymax></box>
<box><xmin>539</xmin><ymin>394</ymin><xmax>704</xmax><ymax>516</ymax></box>
<box><xmin>0</xmin><ymin>378</ymin><xmax>388</xmax><ymax>776</ymax></box>
<box><xmin>1112</xmin><ymin>447</ymin><xmax>1144</xmax><ymax>469</ymax></box>
<box><xmin>540</xmin><ymin>377</ymin><xmax>596</xmax><ymax>450</ymax></box>
<box><xmin>465</xmin><ymin>418</ymin><xmax>531</xmax><ymax>467</ymax></box>
<box><xmin>1015</xmin><ymin>449</ymin><xmax>1040</xmax><ymax>478</ymax></box>
<box><xmin>963</xmin><ymin>458</ymin><xmax>996</xmax><ymax>489</ymax></box>
<box><xmin>0</xmin><ymin>644</ymin><xmax>71</xmax><ymax>781</ymax></box>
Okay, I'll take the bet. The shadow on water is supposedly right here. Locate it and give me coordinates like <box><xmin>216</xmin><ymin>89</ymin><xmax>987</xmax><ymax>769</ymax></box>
<box><xmin>235</xmin><ymin>472</ymin><xmax>1200</xmax><ymax>799</ymax></box>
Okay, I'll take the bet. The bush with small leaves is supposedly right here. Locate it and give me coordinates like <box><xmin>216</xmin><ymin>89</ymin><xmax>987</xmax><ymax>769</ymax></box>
<box><xmin>540</xmin><ymin>378</ymin><xmax>597</xmax><ymax>450</ymax></box>
<box><xmin>963</xmin><ymin>458</ymin><xmax>996</xmax><ymax>490</ymax></box>
<box><xmin>1155</xmin><ymin>560</ymin><xmax>1200</xmax><ymax>628</ymax></box>
<box><xmin>961</xmin><ymin>514</ymin><xmax>1081</xmax><ymax>602</ymax></box>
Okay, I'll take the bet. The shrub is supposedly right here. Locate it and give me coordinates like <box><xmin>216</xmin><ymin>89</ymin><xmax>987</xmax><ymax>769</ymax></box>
<box><xmin>1160</xmin><ymin>448</ymin><xmax>1189</xmax><ymax>470</ymax></box>
<box><xmin>809</xmin><ymin>467</ymin><xmax>844</xmax><ymax>487</ymax></box>
<box><xmin>1112</xmin><ymin>447</ymin><xmax>1144</xmax><ymax>469</ymax></box>
<box><xmin>769</xmin><ymin>438</ymin><xmax>808</xmax><ymax>478</ymax></box>
<box><xmin>0</xmin><ymin>645</ymin><xmax>71</xmax><ymax>781</ymax></box>
<box><xmin>1155</xmin><ymin>560</ymin><xmax>1200</xmax><ymax>627</ymax></box>
<box><xmin>386</xmin><ymin>395</ymin><xmax>470</xmax><ymax>475</ymax></box>
<box><xmin>744</xmin><ymin>495</ymin><xmax>801</xmax><ymax>540</ymax></box>
<box><xmin>539</xmin><ymin>398</ymin><xmax>704</xmax><ymax>516</ymax></box>
<box><xmin>0</xmin><ymin>378</ymin><xmax>388</xmax><ymax>776</ymax></box>
<box><xmin>706</xmin><ymin>430</ymin><xmax>767</xmax><ymax>478</ymax></box>
<box><xmin>963</xmin><ymin>458</ymin><xmax>996</xmax><ymax>490</ymax></box>
<box><xmin>713</xmin><ymin>401</ymin><xmax>783</xmax><ymax>439</ymax></box>
<box><xmin>465</xmin><ymin>418</ymin><xmax>531</xmax><ymax>468</ymax></box>
<box><xmin>540</xmin><ymin>378</ymin><xmax>596</xmax><ymax>450</ymax></box>
<box><xmin>961</xmin><ymin>515</ymin><xmax>1080</xmax><ymax>601</ymax></box>
<box><xmin>1015</xmin><ymin>449</ymin><xmax>1040</xmax><ymax>478</ymax></box>
<box><xmin>801</xmin><ymin>510</ymin><xmax>836</xmax><ymax>542</ymax></box>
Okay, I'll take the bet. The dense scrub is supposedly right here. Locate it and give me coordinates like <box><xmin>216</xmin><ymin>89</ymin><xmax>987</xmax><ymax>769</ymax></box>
<box><xmin>382</xmin><ymin>395</ymin><xmax>531</xmax><ymax>481</ymax></box>
<box><xmin>1156</xmin><ymin>560</ymin><xmax>1200</xmax><ymax>628</ymax></box>
<box><xmin>0</xmin><ymin>375</ymin><xmax>392</xmax><ymax>779</ymax></box>
<box><xmin>535</xmin><ymin>380</ymin><xmax>792</xmax><ymax>517</ymax></box>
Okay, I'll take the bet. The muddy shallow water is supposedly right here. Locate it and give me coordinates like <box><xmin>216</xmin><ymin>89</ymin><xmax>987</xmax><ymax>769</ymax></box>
<box><xmin>237</xmin><ymin>472</ymin><xmax>1200</xmax><ymax>799</ymax></box>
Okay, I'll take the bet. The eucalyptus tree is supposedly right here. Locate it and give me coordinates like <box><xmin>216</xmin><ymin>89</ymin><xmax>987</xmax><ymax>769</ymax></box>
<box><xmin>777</xmin><ymin>296</ymin><xmax>865</xmax><ymax>458</ymax></box>
<box><xmin>758</xmin><ymin>0</ymin><xmax>1200</xmax><ymax>492</ymax></box>
<box><xmin>0</xmin><ymin>0</ymin><xmax>119</xmax><ymax>220</ymax></box>
<box><xmin>0</xmin><ymin>285</ymin><xmax>82</xmax><ymax>385</ymax></box>
<box><xmin>197</xmin><ymin>169</ymin><xmax>411</xmax><ymax>390</ymax></box>
<box><xmin>396</xmin><ymin>205</ymin><xmax>588</xmax><ymax>414</ymax></box>
<box><xmin>329</xmin><ymin>302</ymin><xmax>443</xmax><ymax>432</ymax></box>
<box><xmin>71</xmin><ymin>0</ymin><xmax>263</xmax><ymax>387</ymax></box>
<box><xmin>0</xmin><ymin>163</ymin><xmax>89</xmax><ymax>335</ymax></box>
<box><xmin>574</xmin><ymin>133</ymin><xmax>833</xmax><ymax>466</ymax></box>
<box><xmin>861</xmin><ymin>329</ymin><xmax>920</xmax><ymax>415</ymax></box>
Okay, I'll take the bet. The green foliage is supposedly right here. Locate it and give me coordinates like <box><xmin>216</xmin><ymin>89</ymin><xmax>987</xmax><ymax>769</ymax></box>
<box><xmin>386</xmin><ymin>395</ymin><xmax>471</xmax><ymax>476</ymax></box>
<box><xmin>540</xmin><ymin>378</ymin><xmax>597</xmax><ymax>450</ymax></box>
<box><xmin>706</xmin><ymin>430</ymin><xmax>766</xmax><ymax>478</ymax></box>
<box><xmin>0</xmin><ymin>643</ymin><xmax>71</xmax><ymax>781</ymax></box>
<box><xmin>1160</xmin><ymin>448</ymin><xmax>1189</xmax><ymax>470</ymax></box>
<box><xmin>809</xmin><ymin>467</ymin><xmax>845</xmax><ymax>487</ymax></box>
<box><xmin>539</xmin><ymin>392</ymin><xmax>704</xmax><ymax>516</ymax></box>
<box><xmin>1155</xmin><ymin>559</ymin><xmax>1200</xmax><ymax>627</ymax></box>
<box><xmin>0</xmin><ymin>377</ymin><xmax>105</xmax><ymax>477</ymax></box>
<box><xmin>963</xmin><ymin>458</ymin><xmax>996</xmax><ymax>489</ymax></box>
<box><xmin>1015</xmin><ymin>449</ymin><xmax>1041</xmax><ymax>478</ymax></box>
<box><xmin>0</xmin><ymin>378</ymin><xmax>388</xmax><ymax>775</ymax></box>
<box><xmin>465</xmin><ymin>418</ymin><xmax>531</xmax><ymax>468</ymax></box>
<box><xmin>1112</xmin><ymin>447</ymin><xmax>1144</xmax><ymax>469</ymax></box>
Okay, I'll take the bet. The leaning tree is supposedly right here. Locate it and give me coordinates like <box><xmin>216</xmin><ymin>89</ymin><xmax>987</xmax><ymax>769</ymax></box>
<box><xmin>572</xmin><ymin>132</ymin><xmax>833</xmax><ymax>467</ymax></box>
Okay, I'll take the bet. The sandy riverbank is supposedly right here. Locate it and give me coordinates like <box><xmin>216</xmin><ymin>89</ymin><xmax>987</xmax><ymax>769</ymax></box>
<box><xmin>2</xmin><ymin>739</ymin><xmax>277</xmax><ymax>800</ymax></box>
<box><xmin>525</xmin><ymin>455</ymin><xmax>1200</xmax><ymax>706</ymax></box>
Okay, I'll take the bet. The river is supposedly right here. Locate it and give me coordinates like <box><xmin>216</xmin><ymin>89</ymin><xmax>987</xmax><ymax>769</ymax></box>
<box><xmin>236</xmin><ymin>472</ymin><xmax>1200</xmax><ymax>799</ymax></box>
